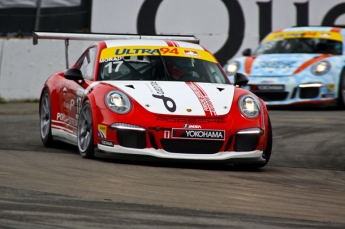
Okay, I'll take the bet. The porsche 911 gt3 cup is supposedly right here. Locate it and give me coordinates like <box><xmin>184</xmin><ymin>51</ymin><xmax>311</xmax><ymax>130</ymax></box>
<box><xmin>224</xmin><ymin>26</ymin><xmax>345</xmax><ymax>108</ymax></box>
<box><xmin>34</xmin><ymin>32</ymin><xmax>272</xmax><ymax>169</ymax></box>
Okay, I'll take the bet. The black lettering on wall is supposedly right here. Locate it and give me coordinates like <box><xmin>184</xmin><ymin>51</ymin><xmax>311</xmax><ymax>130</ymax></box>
<box><xmin>137</xmin><ymin>0</ymin><xmax>162</xmax><ymax>34</ymax></box>
<box><xmin>322</xmin><ymin>3</ymin><xmax>345</xmax><ymax>27</ymax></box>
<box><xmin>257</xmin><ymin>0</ymin><xmax>272</xmax><ymax>42</ymax></box>
<box><xmin>212</xmin><ymin>0</ymin><xmax>245</xmax><ymax>66</ymax></box>
<box><xmin>295</xmin><ymin>1</ymin><xmax>309</xmax><ymax>26</ymax></box>
<box><xmin>137</xmin><ymin>0</ymin><xmax>245</xmax><ymax>66</ymax></box>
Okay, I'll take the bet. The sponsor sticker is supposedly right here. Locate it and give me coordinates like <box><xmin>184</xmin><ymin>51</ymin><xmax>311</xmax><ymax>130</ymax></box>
<box><xmin>183</xmin><ymin>124</ymin><xmax>202</xmax><ymax>128</ymax></box>
<box><xmin>56</xmin><ymin>113</ymin><xmax>77</xmax><ymax>127</ymax></box>
<box><xmin>98</xmin><ymin>139</ymin><xmax>114</xmax><ymax>147</ymax></box>
<box><xmin>98</xmin><ymin>124</ymin><xmax>107</xmax><ymax>138</ymax></box>
<box><xmin>63</xmin><ymin>99</ymin><xmax>74</xmax><ymax>110</ymax></box>
<box><xmin>186</xmin><ymin>82</ymin><xmax>217</xmax><ymax>116</ymax></box>
<box><xmin>164</xmin><ymin>130</ymin><xmax>170</xmax><ymax>139</ymax></box>
<box><xmin>184</xmin><ymin>50</ymin><xmax>199</xmax><ymax>57</ymax></box>
<box><xmin>150</xmin><ymin>81</ymin><xmax>176</xmax><ymax>112</ymax></box>
<box><xmin>172</xmin><ymin>128</ymin><xmax>225</xmax><ymax>140</ymax></box>
<box><xmin>251</xmin><ymin>85</ymin><xmax>285</xmax><ymax>91</ymax></box>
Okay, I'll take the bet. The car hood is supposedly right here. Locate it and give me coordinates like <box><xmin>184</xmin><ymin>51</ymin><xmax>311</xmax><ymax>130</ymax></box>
<box><xmin>104</xmin><ymin>81</ymin><xmax>235</xmax><ymax>116</ymax></box>
<box><xmin>245</xmin><ymin>53</ymin><xmax>328</xmax><ymax>76</ymax></box>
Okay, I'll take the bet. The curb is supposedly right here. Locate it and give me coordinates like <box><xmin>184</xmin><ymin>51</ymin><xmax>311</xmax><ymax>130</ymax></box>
<box><xmin>0</xmin><ymin>103</ymin><xmax>39</xmax><ymax>115</ymax></box>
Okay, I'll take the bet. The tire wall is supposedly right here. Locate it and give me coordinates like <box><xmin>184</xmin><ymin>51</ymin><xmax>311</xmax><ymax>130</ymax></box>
<box><xmin>1</xmin><ymin>0</ymin><xmax>345</xmax><ymax>101</ymax></box>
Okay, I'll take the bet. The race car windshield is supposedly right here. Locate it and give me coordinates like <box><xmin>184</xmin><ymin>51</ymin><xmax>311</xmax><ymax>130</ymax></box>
<box><xmin>98</xmin><ymin>55</ymin><xmax>229</xmax><ymax>84</ymax></box>
<box><xmin>254</xmin><ymin>38</ymin><xmax>342</xmax><ymax>55</ymax></box>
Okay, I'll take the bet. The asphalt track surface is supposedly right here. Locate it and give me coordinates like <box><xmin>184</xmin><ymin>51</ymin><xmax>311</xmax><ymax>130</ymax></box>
<box><xmin>0</xmin><ymin>103</ymin><xmax>344</xmax><ymax>229</ymax></box>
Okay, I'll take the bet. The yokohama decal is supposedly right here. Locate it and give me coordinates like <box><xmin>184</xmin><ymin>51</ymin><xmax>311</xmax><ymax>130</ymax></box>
<box><xmin>172</xmin><ymin>128</ymin><xmax>225</xmax><ymax>140</ymax></box>
<box><xmin>186</xmin><ymin>82</ymin><xmax>217</xmax><ymax>116</ymax></box>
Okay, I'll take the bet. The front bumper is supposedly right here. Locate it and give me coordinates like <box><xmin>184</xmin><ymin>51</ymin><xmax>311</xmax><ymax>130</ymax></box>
<box><xmin>97</xmin><ymin>143</ymin><xmax>265</xmax><ymax>162</ymax></box>
<box><xmin>243</xmin><ymin>75</ymin><xmax>337</xmax><ymax>106</ymax></box>
<box><xmin>96</xmin><ymin>123</ymin><xmax>266</xmax><ymax>162</ymax></box>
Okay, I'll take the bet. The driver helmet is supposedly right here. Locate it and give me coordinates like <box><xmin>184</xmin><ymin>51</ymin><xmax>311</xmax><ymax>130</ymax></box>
<box><xmin>167</xmin><ymin>57</ymin><xmax>194</xmax><ymax>79</ymax></box>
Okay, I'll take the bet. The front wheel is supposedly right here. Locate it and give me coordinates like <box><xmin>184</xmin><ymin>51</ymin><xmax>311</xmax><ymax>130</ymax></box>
<box><xmin>234</xmin><ymin>116</ymin><xmax>273</xmax><ymax>169</ymax></box>
<box><xmin>77</xmin><ymin>101</ymin><xmax>95</xmax><ymax>158</ymax></box>
<box><xmin>261</xmin><ymin>116</ymin><xmax>273</xmax><ymax>165</ymax></box>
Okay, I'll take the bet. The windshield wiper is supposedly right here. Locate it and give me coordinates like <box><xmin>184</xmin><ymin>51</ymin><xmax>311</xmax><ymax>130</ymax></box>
<box><xmin>156</xmin><ymin>49</ymin><xmax>170</xmax><ymax>81</ymax></box>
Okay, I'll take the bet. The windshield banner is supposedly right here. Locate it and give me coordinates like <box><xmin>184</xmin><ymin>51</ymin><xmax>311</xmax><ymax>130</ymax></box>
<box><xmin>99</xmin><ymin>46</ymin><xmax>217</xmax><ymax>63</ymax></box>
<box><xmin>264</xmin><ymin>31</ymin><xmax>342</xmax><ymax>42</ymax></box>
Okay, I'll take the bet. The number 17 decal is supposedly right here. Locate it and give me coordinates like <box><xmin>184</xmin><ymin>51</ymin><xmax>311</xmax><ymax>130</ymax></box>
<box><xmin>105</xmin><ymin>61</ymin><xmax>123</xmax><ymax>73</ymax></box>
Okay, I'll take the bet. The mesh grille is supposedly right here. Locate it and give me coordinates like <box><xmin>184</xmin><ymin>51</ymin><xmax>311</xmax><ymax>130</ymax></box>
<box><xmin>160</xmin><ymin>139</ymin><xmax>223</xmax><ymax>154</ymax></box>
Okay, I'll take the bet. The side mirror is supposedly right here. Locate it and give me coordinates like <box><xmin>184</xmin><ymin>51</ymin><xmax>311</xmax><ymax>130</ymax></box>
<box><xmin>242</xmin><ymin>48</ymin><xmax>252</xmax><ymax>56</ymax></box>
<box><xmin>234</xmin><ymin>72</ymin><xmax>249</xmax><ymax>87</ymax></box>
<box><xmin>64</xmin><ymin>68</ymin><xmax>85</xmax><ymax>85</ymax></box>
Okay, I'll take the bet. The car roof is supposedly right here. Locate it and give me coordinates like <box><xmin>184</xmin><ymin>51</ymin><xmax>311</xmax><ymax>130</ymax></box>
<box><xmin>103</xmin><ymin>39</ymin><xmax>205</xmax><ymax>50</ymax></box>
<box><xmin>281</xmin><ymin>26</ymin><xmax>344</xmax><ymax>32</ymax></box>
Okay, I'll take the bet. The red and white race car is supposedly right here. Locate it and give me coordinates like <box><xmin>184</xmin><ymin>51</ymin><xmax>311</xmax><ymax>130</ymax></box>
<box><xmin>34</xmin><ymin>32</ymin><xmax>272</xmax><ymax>169</ymax></box>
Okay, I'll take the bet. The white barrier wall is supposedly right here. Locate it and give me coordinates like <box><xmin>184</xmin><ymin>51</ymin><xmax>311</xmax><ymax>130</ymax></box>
<box><xmin>0</xmin><ymin>39</ymin><xmax>91</xmax><ymax>101</ymax></box>
<box><xmin>1</xmin><ymin>0</ymin><xmax>345</xmax><ymax>101</ymax></box>
<box><xmin>91</xmin><ymin>0</ymin><xmax>345</xmax><ymax>63</ymax></box>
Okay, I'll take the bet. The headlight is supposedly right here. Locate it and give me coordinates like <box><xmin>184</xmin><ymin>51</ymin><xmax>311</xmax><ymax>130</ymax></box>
<box><xmin>311</xmin><ymin>60</ymin><xmax>330</xmax><ymax>76</ymax></box>
<box><xmin>105</xmin><ymin>91</ymin><xmax>132</xmax><ymax>114</ymax></box>
<box><xmin>238</xmin><ymin>94</ymin><xmax>260</xmax><ymax>118</ymax></box>
<box><xmin>225</xmin><ymin>61</ymin><xmax>240</xmax><ymax>76</ymax></box>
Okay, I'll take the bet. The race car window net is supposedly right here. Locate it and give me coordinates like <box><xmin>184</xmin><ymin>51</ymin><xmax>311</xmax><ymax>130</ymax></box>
<box><xmin>254</xmin><ymin>38</ymin><xmax>342</xmax><ymax>55</ymax></box>
<box><xmin>98</xmin><ymin>56</ymin><xmax>229</xmax><ymax>84</ymax></box>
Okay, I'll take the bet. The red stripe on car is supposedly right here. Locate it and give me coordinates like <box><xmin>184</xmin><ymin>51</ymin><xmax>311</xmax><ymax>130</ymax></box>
<box><xmin>171</xmin><ymin>41</ymin><xmax>179</xmax><ymax>47</ymax></box>
<box><xmin>165</xmin><ymin>40</ymin><xmax>179</xmax><ymax>47</ymax></box>
<box><xmin>185</xmin><ymin>82</ymin><xmax>217</xmax><ymax>116</ymax></box>
<box><xmin>165</xmin><ymin>40</ymin><xmax>175</xmax><ymax>47</ymax></box>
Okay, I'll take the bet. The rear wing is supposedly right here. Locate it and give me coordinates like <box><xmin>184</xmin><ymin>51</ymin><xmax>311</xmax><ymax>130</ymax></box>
<box><xmin>33</xmin><ymin>32</ymin><xmax>200</xmax><ymax>68</ymax></box>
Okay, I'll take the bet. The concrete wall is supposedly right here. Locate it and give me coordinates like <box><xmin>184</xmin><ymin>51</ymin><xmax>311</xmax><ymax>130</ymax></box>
<box><xmin>0</xmin><ymin>39</ymin><xmax>90</xmax><ymax>101</ymax></box>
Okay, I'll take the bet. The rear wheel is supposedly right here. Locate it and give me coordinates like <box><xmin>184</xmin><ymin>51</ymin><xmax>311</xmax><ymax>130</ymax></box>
<box><xmin>40</xmin><ymin>89</ymin><xmax>55</xmax><ymax>147</ymax></box>
<box><xmin>77</xmin><ymin>101</ymin><xmax>94</xmax><ymax>158</ymax></box>
<box><xmin>337</xmin><ymin>70</ymin><xmax>345</xmax><ymax>109</ymax></box>
<box><xmin>234</xmin><ymin>116</ymin><xmax>273</xmax><ymax>169</ymax></box>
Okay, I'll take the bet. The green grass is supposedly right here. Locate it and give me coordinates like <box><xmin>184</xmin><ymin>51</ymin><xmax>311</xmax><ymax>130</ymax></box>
<box><xmin>0</xmin><ymin>97</ymin><xmax>7</xmax><ymax>104</ymax></box>
<box><xmin>24</xmin><ymin>99</ymin><xmax>39</xmax><ymax>103</ymax></box>
<box><xmin>0</xmin><ymin>97</ymin><xmax>39</xmax><ymax>104</ymax></box>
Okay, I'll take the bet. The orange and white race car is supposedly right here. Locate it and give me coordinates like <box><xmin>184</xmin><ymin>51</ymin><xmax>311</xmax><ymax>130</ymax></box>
<box><xmin>224</xmin><ymin>26</ymin><xmax>345</xmax><ymax>108</ymax></box>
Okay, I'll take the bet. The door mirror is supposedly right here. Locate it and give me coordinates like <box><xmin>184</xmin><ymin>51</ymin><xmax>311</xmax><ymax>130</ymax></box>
<box><xmin>242</xmin><ymin>48</ymin><xmax>252</xmax><ymax>56</ymax></box>
<box><xmin>64</xmin><ymin>68</ymin><xmax>85</xmax><ymax>84</ymax></box>
<box><xmin>234</xmin><ymin>72</ymin><xmax>249</xmax><ymax>87</ymax></box>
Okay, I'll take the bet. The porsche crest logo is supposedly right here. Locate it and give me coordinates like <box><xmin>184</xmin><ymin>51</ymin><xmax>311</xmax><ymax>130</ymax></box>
<box><xmin>186</xmin><ymin>109</ymin><xmax>192</xmax><ymax>112</ymax></box>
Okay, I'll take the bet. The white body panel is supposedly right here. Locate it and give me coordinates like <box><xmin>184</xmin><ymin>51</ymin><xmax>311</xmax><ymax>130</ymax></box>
<box><xmin>106</xmin><ymin>81</ymin><xmax>235</xmax><ymax>116</ymax></box>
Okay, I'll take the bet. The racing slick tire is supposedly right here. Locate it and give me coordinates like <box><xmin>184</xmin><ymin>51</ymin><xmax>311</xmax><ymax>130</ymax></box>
<box><xmin>234</xmin><ymin>116</ymin><xmax>273</xmax><ymax>170</ymax></box>
<box><xmin>39</xmin><ymin>89</ymin><xmax>55</xmax><ymax>147</ymax></box>
<box><xmin>77</xmin><ymin>100</ymin><xmax>95</xmax><ymax>158</ymax></box>
<box><xmin>337</xmin><ymin>70</ymin><xmax>345</xmax><ymax>109</ymax></box>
